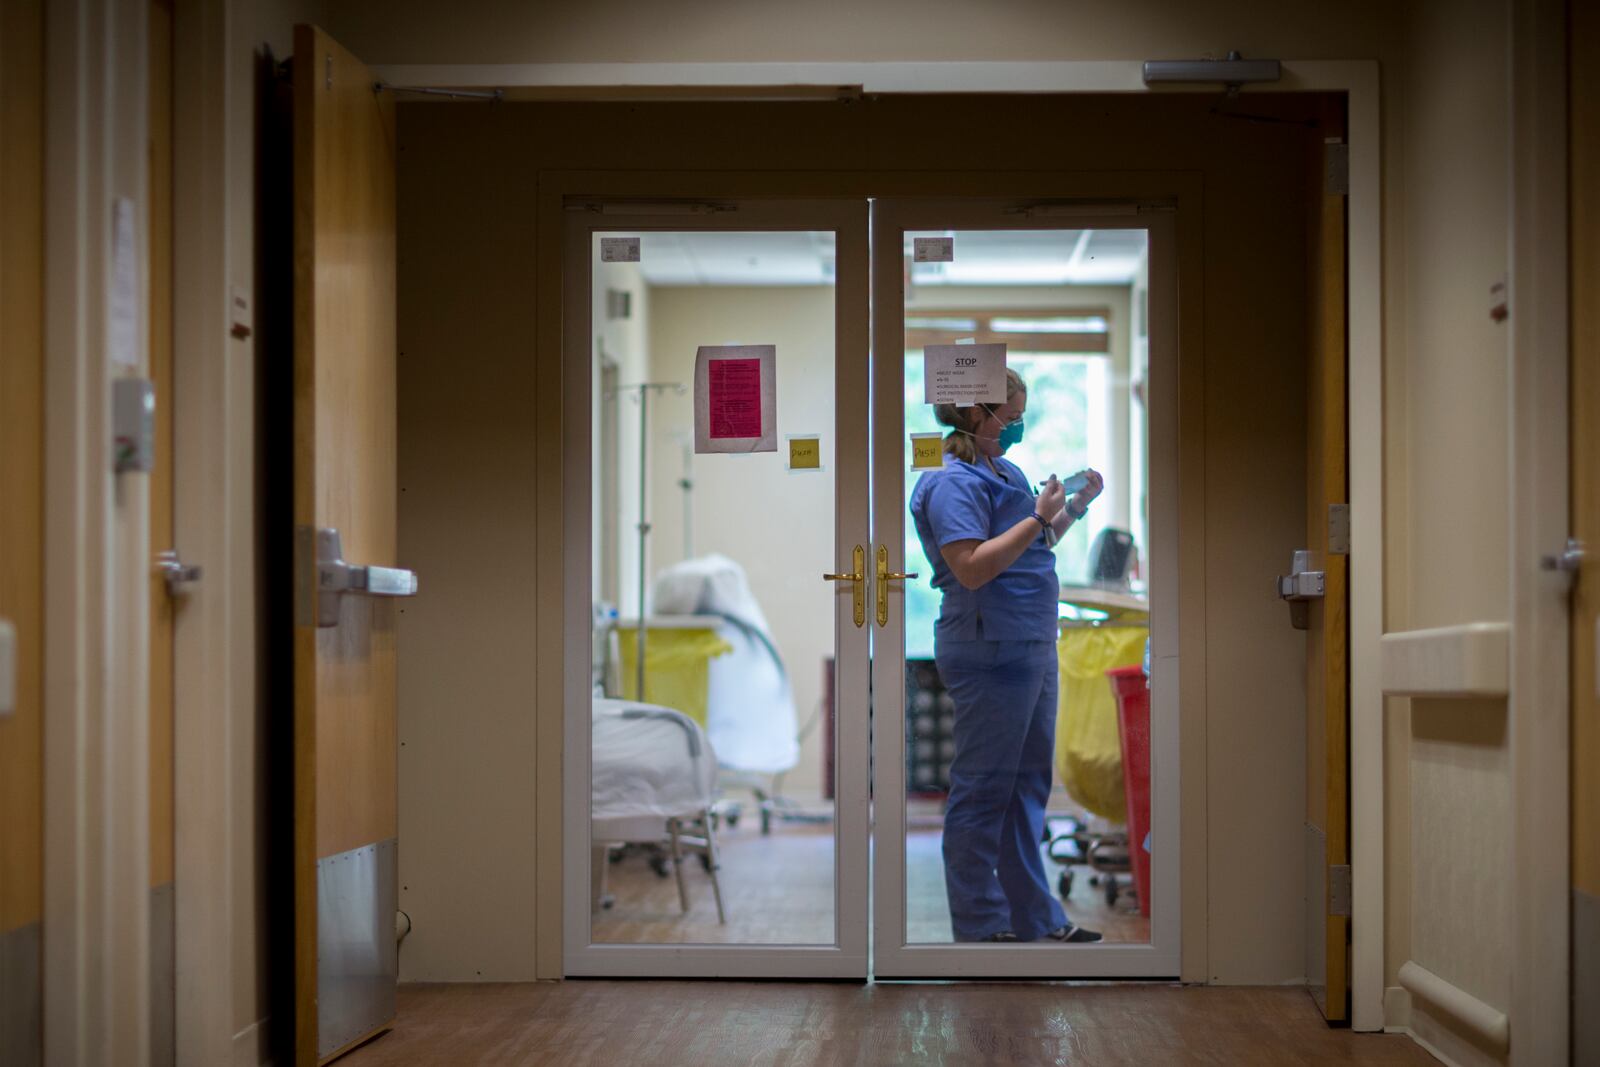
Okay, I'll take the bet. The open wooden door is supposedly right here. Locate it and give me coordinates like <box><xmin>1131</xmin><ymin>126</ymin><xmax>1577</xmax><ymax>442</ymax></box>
<box><xmin>1288</xmin><ymin>112</ymin><xmax>1351</xmax><ymax>1023</ymax></box>
<box><xmin>293</xmin><ymin>24</ymin><xmax>410</xmax><ymax>1065</ymax></box>
<box><xmin>0</xmin><ymin>0</ymin><xmax>44</xmax><ymax>1062</ymax></box>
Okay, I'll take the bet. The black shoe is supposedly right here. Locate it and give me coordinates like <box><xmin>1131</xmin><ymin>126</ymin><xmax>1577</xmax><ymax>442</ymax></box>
<box><xmin>1045</xmin><ymin>923</ymin><xmax>1102</xmax><ymax>943</ymax></box>
<box><xmin>981</xmin><ymin>931</ymin><xmax>1019</xmax><ymax>942</ymax></box>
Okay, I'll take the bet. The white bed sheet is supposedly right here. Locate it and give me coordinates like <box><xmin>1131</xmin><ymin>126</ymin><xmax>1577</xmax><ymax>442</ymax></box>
<box><xmin>591</xmin><ymin>697</ymin><xmax>717</xmax><ymax>842</ymax></box>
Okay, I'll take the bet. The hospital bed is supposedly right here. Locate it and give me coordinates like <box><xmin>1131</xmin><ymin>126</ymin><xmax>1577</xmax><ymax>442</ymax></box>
<box><xmin>591</xmin><ymin>697</ymin><xmax>726</xmax><ymax>923</ymax></box>
<box><xmin>649</xmin><ymin>555</ymin><xmax>801</xmax><ymax>834</ymax></box>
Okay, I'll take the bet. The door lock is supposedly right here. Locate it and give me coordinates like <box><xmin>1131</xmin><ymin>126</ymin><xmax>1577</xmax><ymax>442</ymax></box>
<box><xmin>156</xmin><ymin>550</ymin><xmax>202</xmax><ymax>595</ymax></box>
<box><xmin>1277</xmin><ymin>549</ymin><xmax>1325</xmax><ymax>630</ymax></box>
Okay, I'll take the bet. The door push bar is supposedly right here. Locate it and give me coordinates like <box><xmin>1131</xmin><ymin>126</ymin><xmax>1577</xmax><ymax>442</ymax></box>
<box><xmin>1276</xmin><ymin>549</ymin><xmax>1324</xmax><ymax>631</ymax></box>
<box><xmin>313</xmin><ymin>526</ymin><xmax>419</xmax><ymax>628</ymax></box>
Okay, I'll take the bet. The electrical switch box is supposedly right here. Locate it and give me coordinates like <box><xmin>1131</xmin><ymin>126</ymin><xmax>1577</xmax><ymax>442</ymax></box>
<box><xmin>113</xmin><ymin>377</ymin><xmax>156</xmax><ymax>473</ymax></box>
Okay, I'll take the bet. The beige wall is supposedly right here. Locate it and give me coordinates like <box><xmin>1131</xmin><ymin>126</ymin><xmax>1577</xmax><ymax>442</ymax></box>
<box><xmin>392</xmin><ymin>114</ymin><xmax>543</xmax><ymax>982</ymax></box>
<box><xmin>394</xmin><ymin>91</ymin><xmax>1326</xmax><ymax>984</ymax></box>
<box><xmin>325</xmin><ymin>0</ymin><xmax>1395</xmax><ymax>64</ymax></box>
<box><xmin>1383</xmin><ymin>0</ymin><xmax>1513</xmax><ymax>1055</ymax></box>
<box><xmin>644</xmin><ymin>286</ymin><xmax>838</xmax><ymax>800</ymax></box>
<box><xmin>593</xmin><ymin>259</ymin><xmax>651</xmax><ymax>617</ymax></box>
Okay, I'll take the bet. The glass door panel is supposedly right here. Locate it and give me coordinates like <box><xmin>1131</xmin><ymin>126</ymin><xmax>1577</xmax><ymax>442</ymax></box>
<box><xmin>563</xmin><ymin>201</ymin><xmax>869</xmax><ymax>977</ymax></box>
<box><xmin>871</xmin><ymin>201</ymin><xmax>1181</xmax><ymax>977</ymax></box>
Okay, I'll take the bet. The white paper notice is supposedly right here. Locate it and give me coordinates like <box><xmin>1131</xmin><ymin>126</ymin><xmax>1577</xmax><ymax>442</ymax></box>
<box><xmin>109</xmin><ymin>197</ymin><xmax>141</xmax><ymax>367</ymax></box>
<box><xmin>694</xmin><ymin>345</ymin><xmax>777</xmax><ymax>454</ymax></box>
<box><xmin>600</xmin><ymin>237</ymin><xmax>641</xmax><ymax>263</ymax></box>
<box><xmin>923</xmin><ymin>342</ymin><xmax>1006</xmax><ymax>405</ymax></box>
<box><xmin>913</xmin><ymin>236</ymin><xmax>954</xmax><ymax>263</ymax></box>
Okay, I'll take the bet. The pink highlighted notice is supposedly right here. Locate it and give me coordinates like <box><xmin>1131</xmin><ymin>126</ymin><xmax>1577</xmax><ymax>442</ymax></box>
<box><xmin>708</xmin><ymin>358</ymin><xmax>763</xmax><ymax>439</ymax></box>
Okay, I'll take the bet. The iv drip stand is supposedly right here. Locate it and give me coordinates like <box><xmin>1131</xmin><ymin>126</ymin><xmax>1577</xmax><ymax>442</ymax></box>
<box><xmin>613</xmin><ymin>382</ymin><xmax>682</xmax><ymax>701</ymax></box>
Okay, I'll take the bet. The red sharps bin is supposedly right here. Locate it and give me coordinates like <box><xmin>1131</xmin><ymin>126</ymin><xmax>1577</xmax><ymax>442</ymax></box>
<box><xmin>1106</xmin><ymin>665</ymin><xmax>1152</xmax><ymax>917</ymax></box>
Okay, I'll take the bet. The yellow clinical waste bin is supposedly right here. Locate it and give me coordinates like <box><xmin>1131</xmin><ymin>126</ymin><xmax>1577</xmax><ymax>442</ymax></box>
<box><xmin>1055</xmin><ymin>623</ymin><xmax>1148</xmax><ymax>822</ymax></box>
<box><xmin>615</xmin><ymin>620</ymin><xmax>733</xmax><ymax>730</ymax></box>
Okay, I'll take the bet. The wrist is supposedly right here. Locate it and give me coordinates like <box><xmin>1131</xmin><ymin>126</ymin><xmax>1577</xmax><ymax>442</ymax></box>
<box><xmin>1064</xmin><ymin>499</ymin><xmax>1088</xmax><ymax>520</ymax></box>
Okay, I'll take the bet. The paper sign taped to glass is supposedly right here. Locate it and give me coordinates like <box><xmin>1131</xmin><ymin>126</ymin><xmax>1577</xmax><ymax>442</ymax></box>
<box><xmin>923</xmin><ymin>342</ymin><xmax>1006</xmax><ymax>405</ymax></box>
<box><xmin>694</xmin><ymin>344</ymin><xmax>777</xmax><ymax>454</ymax></box>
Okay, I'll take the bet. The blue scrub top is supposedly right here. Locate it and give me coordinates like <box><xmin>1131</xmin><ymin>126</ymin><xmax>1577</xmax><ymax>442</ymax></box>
<box><xmin>910</xmin><ymin>452</ymin><xmax>1060</xmax><ymax>642</ymax></box>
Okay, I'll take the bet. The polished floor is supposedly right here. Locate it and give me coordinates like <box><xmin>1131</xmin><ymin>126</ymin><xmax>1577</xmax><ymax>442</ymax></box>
<box><xmin>591</xmin><ymin>823</ymin><xmax>1151</xmax><ymax>945</ymax></box>
<box><xmin>340</xmin><ymin>982</ymin><xmax>1439</xmax><ymax>1066</ymax></box>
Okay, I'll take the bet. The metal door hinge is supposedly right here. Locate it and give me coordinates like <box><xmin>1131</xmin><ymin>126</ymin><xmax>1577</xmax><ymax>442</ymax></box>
<box><xmin>1328</xmin><ymin>864</ymin><xmax>1352</xmax><ymax>916</ymax></box>
<box><xmin>1325</xmin><ymin>141</ymin><xmax>1349</xmax><ymax>196</ymax></box>
<box><xmin>1328</xmin><ymin>504</ymin><xmax>1350</xmax><ymax>556</ymax></box>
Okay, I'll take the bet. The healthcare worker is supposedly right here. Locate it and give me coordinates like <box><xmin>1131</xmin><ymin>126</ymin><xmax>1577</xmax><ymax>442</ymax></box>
<box><xmin>910</xmin><ymin>368</ymin><xmax>1105</xmax><ymax>943</ymax></box>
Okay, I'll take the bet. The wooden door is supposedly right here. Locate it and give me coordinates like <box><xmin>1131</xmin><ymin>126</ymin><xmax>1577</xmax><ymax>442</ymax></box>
<box><xmin>293</xmin><ymin>25</ymin><xmax>404</xmax><ymax>1065</ymax></box>
<box><xmin>0</xmin><ymin>0</ymin><xmax>44</xmax><ymax>1062</ymax></box>
<box><xmin>1302</xmin><ymin>116</ymin><xmax>1350</xmax><ymax>1023</ymax></box>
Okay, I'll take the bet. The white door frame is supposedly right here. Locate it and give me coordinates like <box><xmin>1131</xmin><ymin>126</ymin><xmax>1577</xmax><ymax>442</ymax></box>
<box><xmin>560</xmin><ymin>198</ymin><xmax>872</xmax><ymax>978</ymax></box>
<box><xmin>168</xmin><ymin>0</ymin><xmax>239</xmax><ymax>1063</ymax></box>
<box><xmin>42</xmin><ymin>0</ymin><xmax>153</xmax><ymax>1061</ymax></box>
<box><xmin>869</xmin><ymin>202</ymin><xmax>1180</xmax><ymax>977</ymax></box>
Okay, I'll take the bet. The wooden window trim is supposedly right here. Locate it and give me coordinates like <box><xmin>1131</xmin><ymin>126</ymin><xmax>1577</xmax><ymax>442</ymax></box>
<box><xmin>904</xmin><ymin>306</ymin><xmax>1110</xmax><ymax>354</ymax></box>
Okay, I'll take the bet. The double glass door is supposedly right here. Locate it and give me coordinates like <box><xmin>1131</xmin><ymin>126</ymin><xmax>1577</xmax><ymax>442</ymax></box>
<box><xmin>563</xmin><ymin>196</ymin><xmax>1178</xmax><ymax>979</ymax></box>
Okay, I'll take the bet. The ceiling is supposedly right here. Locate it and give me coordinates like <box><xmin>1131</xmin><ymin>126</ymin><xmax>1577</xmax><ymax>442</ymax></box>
<box><xmin>624</xmin><ymin>229</ymin><xmax>1146</xmax><ymax>287</ymax></box>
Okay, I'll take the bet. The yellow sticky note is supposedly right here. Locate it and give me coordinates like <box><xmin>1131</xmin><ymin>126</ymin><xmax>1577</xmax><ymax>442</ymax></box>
<box><xmin>788</xmin><ymin>436</ymin><xmax>821</xmax><ymax>470</ymax></box>
<box><xmin>910</xmin><ymin>433</ymin><xmax>944</xmax><ymax>470</ymax></box>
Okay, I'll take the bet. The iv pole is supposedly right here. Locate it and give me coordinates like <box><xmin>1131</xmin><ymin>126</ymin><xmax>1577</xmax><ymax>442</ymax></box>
<box><xmin>612</xmin><ymin>382</ymin><xmax>682</xmax><ymax>701</ymax></box>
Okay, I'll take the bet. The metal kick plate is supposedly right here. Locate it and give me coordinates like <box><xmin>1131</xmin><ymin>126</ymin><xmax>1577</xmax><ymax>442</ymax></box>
<box><xmin>317</xmin><ymin>839</ymin><xmax>398</xmax><ymax>1059</ymax></box>
<box><xmin>0</xmin><ymin>920</ymin><xmax>42</xmax><ymax>1066</ymax></box>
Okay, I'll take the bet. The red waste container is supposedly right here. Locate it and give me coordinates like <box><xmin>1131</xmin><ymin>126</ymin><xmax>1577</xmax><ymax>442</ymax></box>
<box><xmin>1107</xmin><ymin>666</ymin><xmax>1151</xmax><ymax>917</ymax></box>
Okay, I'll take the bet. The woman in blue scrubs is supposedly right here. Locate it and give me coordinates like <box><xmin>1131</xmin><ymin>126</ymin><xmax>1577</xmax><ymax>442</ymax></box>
<box><xmin>910</xmin><ymin>368</ymin><xmax>1105</xmax><ymax>943</ymax></box>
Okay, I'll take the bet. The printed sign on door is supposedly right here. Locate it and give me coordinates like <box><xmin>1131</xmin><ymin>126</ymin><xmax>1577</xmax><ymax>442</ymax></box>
<box><xmin>694</xmin><ymin>344</ymin><xmax>777</xmax><ymax>453</ymax></box>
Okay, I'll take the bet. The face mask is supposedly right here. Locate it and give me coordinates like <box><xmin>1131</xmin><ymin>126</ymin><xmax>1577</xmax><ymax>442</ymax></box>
<box><xmin>997</xmin><ymin>417</ymin><xmax>1025</xmax><ymax>454</ymax></box>
<box><xmin>982</xmin><ymin>403</ymin><xmax>1025</xmax><ymax>454</ymax></box>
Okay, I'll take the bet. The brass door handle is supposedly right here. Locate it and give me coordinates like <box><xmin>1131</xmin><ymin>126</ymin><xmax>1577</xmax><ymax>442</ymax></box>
<box><xmin>824</xmin><ymin>545</ymin><xmax>867</xmax><ymax>628</ymax></box>
<box><xmin>875</xmin><ymin>545</ymin><xmax>919</xmax><ymax>627</ymax></box>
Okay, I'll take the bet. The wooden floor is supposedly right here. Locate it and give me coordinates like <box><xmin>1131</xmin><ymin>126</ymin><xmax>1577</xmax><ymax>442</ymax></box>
<box><xmin>341</xmin><ymin>982</ymin><xmax>1439</xmax><ymax>1066</ymax></box>
<box><xmin>591</xmin><ymin>824</ymin><xmax>1150</xmax><ymax>945</ymax></box>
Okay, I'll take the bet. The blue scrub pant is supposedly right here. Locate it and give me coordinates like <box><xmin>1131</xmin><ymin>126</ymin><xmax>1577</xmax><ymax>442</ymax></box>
<box><xmin>934</xmin><ymin>637</ymin><xmax>1068</xmax><ymax>942</ymax></box>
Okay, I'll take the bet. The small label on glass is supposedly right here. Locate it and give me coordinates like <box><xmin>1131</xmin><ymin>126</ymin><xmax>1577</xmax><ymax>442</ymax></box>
<box><xmin>600</xmin><ymin>237</ymin><xmax>641</xmax><ymax>263</ymax></box>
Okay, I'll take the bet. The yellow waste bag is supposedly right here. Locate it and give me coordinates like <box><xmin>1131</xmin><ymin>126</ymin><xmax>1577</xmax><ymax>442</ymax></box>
<box><xmin>1055</xmin><ymin>625</ymin><xmax>1148</xmax><ymax>821</ymax></box>
<box><xmin>616</xmin><ymin>625</ymin><xmax>733</xmax><ymax>730</ymax></box>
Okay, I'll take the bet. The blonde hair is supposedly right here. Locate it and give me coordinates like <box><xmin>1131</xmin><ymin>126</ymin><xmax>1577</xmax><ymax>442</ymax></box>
<box><xmin>934</xmin><ymin>368</ymin><xmax>1027</xmax><ymax>464</ymax></box>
